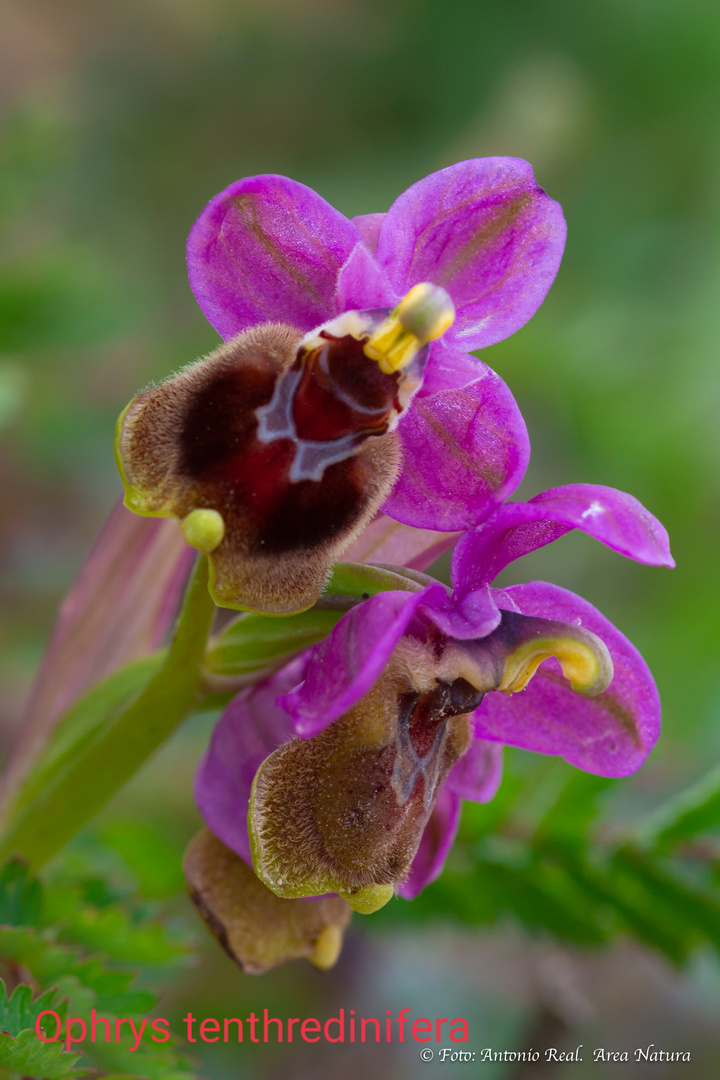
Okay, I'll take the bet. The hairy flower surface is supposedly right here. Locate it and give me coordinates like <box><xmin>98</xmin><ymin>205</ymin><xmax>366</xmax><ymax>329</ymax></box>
<box><xmin>193</xmin><ymin>483</ymin><xmax>673</xmax><ymax>947</ymax></box>
<box><xmin>116</xmin><ymin>159</ymin><xmax>565</xmax><ymax>612</ymax></box>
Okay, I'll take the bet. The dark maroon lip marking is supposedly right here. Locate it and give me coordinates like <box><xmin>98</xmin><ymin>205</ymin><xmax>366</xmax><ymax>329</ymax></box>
<box><xmin>256</xmin><ymin>332</ymin><xmax>404</xmax><ymax>484</ymax></box>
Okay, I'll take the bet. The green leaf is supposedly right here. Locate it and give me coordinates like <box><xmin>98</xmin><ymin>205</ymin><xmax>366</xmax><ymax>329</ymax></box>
<box><xmin>205</xmin><ymin>608</ymin><xmax>342</xmax><ymax>677</ymax></box>
<box><xmin>532</xmin><ymin>772</ymin><xmax>616</xmax><ymax>852</ymax></box>
<box><xmin>612</xmin><ymin>846</ymin><xmax>720</xmax><ymax>952</ymax></box>
<box><xmin>391</xmin><ymin>838</ymin><xmax>610</xmax><ymax>945</ymax></box>
<box><xmin>0</xmin><ymin>980</ymin><xmax>66</xmax><ymax>1037</ymax></box>
<box><xmin>552</xmin><ymin>851</ymin><xmax>694</xmax><ymax>965</ymax></box>
<box><xmin>634</xmin><ymin>761</ymin><xmax>720</xmax><ymax>850</ymax></box>
<box><xmin>100</xmin><ymin>822</ymin><xmax>184</xmax><ymax>900</ymax></box>
<box><xmin>56</xmin><ymin>905</ymin><xmax>187</xmax><ymax>966</ymax></box>
<box><xmin>0</xmin><ymin>981</ymin><xmax>88</xmax><ymax>1080</ymax></box>
<box><xmin>0</xmin><ymin>927</ymin><xmax>158</xmax><ymax>1017</ymax></box>
<box><xmin>325</xmin><ymin>561</ymin><xmax>426</xmax><ymax>597</ymax></box>
<box><xmin>0</xmin><ymin>858</ymin><xmax>43</xmax><ymax>927</ymax></box>
<box><xmin>0</xmin><ymin>1027</ymin><xmax>90</xmax><ymax>1079</ymax></box>
<box><xmin>10</xmin><ymin>656</ymin><xmax>164</xmax><ymax>822</ymax></box>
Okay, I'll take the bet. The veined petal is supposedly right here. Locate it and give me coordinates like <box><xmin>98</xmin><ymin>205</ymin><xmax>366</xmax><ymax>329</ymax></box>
<box><xmin>471</xmin><ymin>583</ymin><xmax>661</xmax><ymax>777</ymax></box>
<box><xmin>382</xmin><ymin>343</ymin><xmax>530</xmax><ymax>531</ymax></box>
<box><xmin>194</xmin><ymin>661</ymin><xmax>303</xmax><ymax>862</ymax></box>
<box><xmin>446</xmin><ymin>737</ymin><xmax>503</xmax><ymax>803</ymax></box>
<box><xmin>397</xmin><ymin>788</ymin><xmax>461</xmax><ymax>900</ymax></box>
<box><xmin>375</xmin><ymin>158</ymin><xmax>566</xmax><ymax>352</ymax></box>
<box><xmin>452</xmin><ymin>483</ymin><xmax>675</xmax><ymax>601</ymax></box>
<box><xmin>187</xmin><ymin>174</ymin><xmax>360</xmax><ymax>340</ymax></box>
<box><xmin>279</xmin><ymin>585</ymin><xmax>446</xmax><ymax>738</ymax></box>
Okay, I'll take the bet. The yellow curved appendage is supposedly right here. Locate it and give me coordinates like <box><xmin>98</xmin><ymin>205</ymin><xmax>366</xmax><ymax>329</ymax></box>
<box><xmin>499</xmin><ymin>632</ymin><xmax>613</xmax><ymax>698</ymax></box>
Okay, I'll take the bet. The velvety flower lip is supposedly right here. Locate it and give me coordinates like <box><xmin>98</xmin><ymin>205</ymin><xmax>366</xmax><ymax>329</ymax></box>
<box><xmin>280</xmin><ymin>578</ymin><xmax>647</xmax><ymax>778</ymax></box>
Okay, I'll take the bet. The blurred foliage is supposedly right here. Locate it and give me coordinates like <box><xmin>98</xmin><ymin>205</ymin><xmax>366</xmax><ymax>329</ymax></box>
<box><xmin>391</xmin><ymin>757</ymin><xmax>720</xmax><ymax>967</ymax></box>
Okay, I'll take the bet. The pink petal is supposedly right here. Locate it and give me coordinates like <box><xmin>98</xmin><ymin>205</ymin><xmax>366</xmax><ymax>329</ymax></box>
<box><xmin>446</xmin><ymin>738</ymin><xmax>504</xmax><ymax>802</ymax></box>
<box><xmin>187</xmin><ymin>174</ymin><xmax>360</xmax><ymax>340</ymax></box>
<box><xmin>352</xmin><ymin>212</ymin><xmax>385</xmax><ymax>256</ymax></box>
<box><xmin>383</xmin><ymin>342</ymin><xmax>530</xmax><ymax>531</ymax></box>
<box><xmin>341</xmin><ymin>511</ymin><xmax>460</xmax><ymax>572</ymax></box>
<box><xmin>335</xmin><ymin>241</ymin><xmax>394</xmax><ymax>312</ymax></box>
<box><xmin>376</xmin><ymin>158</ymin><xmax>566</xmax><ymax>352</ymax></box>
<box><xmin>280</xmin><ymin>585</ymin><xmax>446</xmax><ymax>738</ymax></box>
<box><xmin>452</xmin><ymin>483</ymin><xmax>675</xmax><ymax>605</ymax></box>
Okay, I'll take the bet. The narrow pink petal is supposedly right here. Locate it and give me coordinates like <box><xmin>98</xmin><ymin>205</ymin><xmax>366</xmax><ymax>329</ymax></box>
<box><xmin>397</xmin><ymin>788</ymin><xmax>461</xmax><ymax>900</ymax></box>
<box><xmin>446</xmin><ymin>738</ymin><xmax>503</xmax><ymax>802</ymax></box>
<box><xmin>195</xmin><ymin>661</ymin><xmax>303</xmax><ymax>863</ymax></box>
<box><xmin>471</xmin><ymin>583</ymin><xmax>661</xmax><ymax>778</ymax></box>
<box><xmin>1</xmin><ymin>501</ymin><xmax>192</xmax><ymax>812</ymax></box>
<box><xmin>280</xmin><ymin>585</ymin><xmax>446</xmax><ymax>738</ymax></box>
<box><xmin>383</xmin><ymin>343</ymin><xmax>530</xmax><ymax>531</ymax></box>
<box><xmin>452</xmin><ymin>483</ymin><xmax>674</xmax><ymax>604</ymax></box>
<box><xmin>187</xmin><ymin>174</ymin><xmax>360</xmax><ymax>340</ymax></box>
<box><xmin>376</xmin><ymin>158</ymin><xmax>566</xmax><ymax>352</ymax></box>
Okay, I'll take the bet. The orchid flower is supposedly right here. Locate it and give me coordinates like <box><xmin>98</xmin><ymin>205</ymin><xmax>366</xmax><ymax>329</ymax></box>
<box><xmin>115</xmin><ymin>160</ymin><xmax>564</xmax><ymax>613</ymax></box>
<box><xmin>187</xmin><ymin>483</ymin><xmax>673</xmax><ymax>971</ymax></box>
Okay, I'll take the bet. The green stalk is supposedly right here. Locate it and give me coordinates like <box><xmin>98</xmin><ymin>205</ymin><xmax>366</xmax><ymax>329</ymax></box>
<box><xmin>0</xmin><ymin>556</ymin><xmax>215</xmax><ymax>869</ymax></box>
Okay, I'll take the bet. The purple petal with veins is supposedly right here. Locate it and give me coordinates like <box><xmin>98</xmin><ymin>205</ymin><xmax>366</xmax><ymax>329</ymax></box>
<box><xmin>446</xmin><ymin>738</ymin><xmax>504</xmax><ymax>803</ymax></box>
<box><xmin>375</xmin><ymin>158</ymin><xmax>566</xmax><ymax>352</ymax></box>
<box><xmin>187</xmin><ymin>174</ymin><xmax>360</xmax><ymax>340</ymax></box>
<box><xmin>452</xmin><ymin>484</ymin><xmax>674</xmax><ymax>610</ymax></box>
<box><xmin>341</xmin><ymin>511</ymin><xmax>460</xmax><ymax>572</ymax></box>
<box><xmin>382</xmin><ymin>344</ymin><xmax>530</xmax><ymax>531</ymax></box>
<box><xmin>335</xmin><ymin>241</ymin><xmax>394</xmax><ymax>312</ymax></box>
<box><xmin>280</xmin><ymin>585</ymin><xmax>447</xmax><ymax>738</ymax></box>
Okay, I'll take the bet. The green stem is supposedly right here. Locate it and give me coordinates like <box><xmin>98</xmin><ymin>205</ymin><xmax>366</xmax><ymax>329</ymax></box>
<box><xmin>0</xmin><ymin>556</ymin><xmax>215</xmax><ymax>869</ymax></box>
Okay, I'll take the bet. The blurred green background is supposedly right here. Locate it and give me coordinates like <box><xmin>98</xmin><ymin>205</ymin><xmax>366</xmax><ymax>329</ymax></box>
<box><xmin>1</xmin><ymin>0</ymin><xmax>719</xmax><ymax>1076</ymax></box>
